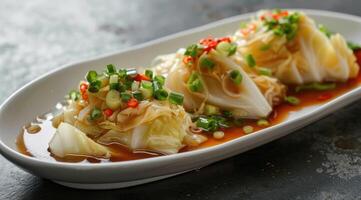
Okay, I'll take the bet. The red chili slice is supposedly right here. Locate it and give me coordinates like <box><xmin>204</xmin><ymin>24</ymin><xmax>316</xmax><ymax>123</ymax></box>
<box><xmin>183</xmin><ymin>56</ymin><xmax>193</xmax><ymax>65</ymax></box>
<box><xmin>204</xmin><ymin>40</ymin><xmax>218</xmax><ymax>53</ymax></box>
<box><xmin>134</xmin><ymin>74</ymin><xmax>150</xmax><ymax>82</ymax></box>
<box><xmin>217</xmin><ymin>37</ymin><xmax>231</xmax><ymax>43</ymax></box>
<box><xmin>127</xmin><ymin>98</ymin><xmax>139</xmax><ymax>108</ymax></box>
<box><xmin>80</xmin><ymin>83</ymin><xmax>88</xmax><ymax>93</ymax></box>
<box><xmin>199</xmin><ymin>36</ymin><xmax>215</xmax><ymax>46</ymax></box>
<box><xmin>103</xmin><ymin>108</ymin><xmax>113</xmax><ymax>117</ymax></box>
<box><xmin>81</xmin><ymin>92</ymin><xmax>88</xmax><ymax>101</ymax></box>
<box><xmin>317</xmin><ymin>93</ymin><xmax>333</xmax><ymax>101</ymax></box>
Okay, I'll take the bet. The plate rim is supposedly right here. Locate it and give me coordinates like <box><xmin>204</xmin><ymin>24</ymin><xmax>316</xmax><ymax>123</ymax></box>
<box><xmin>1</xmin><ymin>8</ymin><xmax>361</xmax><ymax>170</ymax></box>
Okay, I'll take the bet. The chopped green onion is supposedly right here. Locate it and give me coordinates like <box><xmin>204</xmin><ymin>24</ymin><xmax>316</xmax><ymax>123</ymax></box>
<box><xmin>188</xmin><ymin>79</ymin><xmax>203</xmax><ymax>92</ymax></box>
<box><xmin>204</xmin><ymin>104</ymin><xmax>220</xmax><ymax>115</ymax></box>
<box><xmin>223</xmin><ymin>110</ymin><xmax>233</xmax><ymax>118</ymax></box>
<box><xmin>263</xmin><ymin>11</ymin><xmax>300</xmax><ymax>41</ymax></box>
<box><xmin>318</xmin><ymin>24</ymin><xmax>332</xmax><ymax>38</ymax></box>
<box><xmin>259</xmin><ymin>44</ymin><xmax>271</xmax><ymax>51</ymax></box>
<box><xmin>257</xmin><ymin>119</ymin><xmax>270</xmax><ymax>127</ymax></box>
<box><xmin>131</xmin><ymin>81</ymin><xmax>139</xmax><ymax>91</ymax></box>
<box><xmin>284</xmin><ymin>96</ymin><xmax>300</xmax><ymax>105</ymax></box>
<box><xmin>187</xmin><ymin>72</ymin><xmax>203</xmax><ymax>92</ymax></box>
<box><xmin>154</xmin><ymin>89</ymin><xmax>168</xmax><ymax>100</ymax></box>
<box><xmin>286</xmin><ymin>23</ymin><xmax>298</xmax><ymax>40</ymax></box>
<box><xmin>145</xmin><ymin>69</ymin><xmax>153</xmax><ymax>79</ymax></box>
<box><xmin>243</xmin><ymin>125</ymin><xmax>254</xmax><ymax>134</ymax></box>
<box><xmin>184</xmin><ymin>44</ymin><xmax>198</xmax><ymax>58</ymax></box>
<box><xmin>154</xmin><ymin>75</ymin><xmax>166</xmax><ymax>86</ymax></box>
<box><xmin>140</xmin><ymin>87</ymin><xmax>153</xmax><ymax>99</ymax></box>
<box><xmin>90</xmin><ymin>107</ymin><xmax>102</xmax><ymax>120</ymax></box>
<box><xmin>121</xmin><ymin>92</ymin><xmax>132</xmax><ymax>102</ymax></box>
<box><xmin>347</xmin><ymin>41</ymin><xmax>361</xmax><ymax>51</ymax></box>
<box><xmin>168</xmin><ymin>92</ymin><xmax>184</xmax><ymax>105</ymax></box>
<box><xmin>200</xmin><ymin>57</ymin><xmax>215</xmax><ymax>69</ymax></box>
<box><xmin>118</xmin><ymin>69</ymin><xmax>127</xmax><ymax>79</ymax></box>
<box><xmin>273</xmin><ymin>27</ymin><xmax>284</xmax><ymax>36</ymax></box>
<box><xmin>295</xmin><ymin>82</ymin><xmax>336</xmax><ymax>92</ymax></box>
<box><xmin>109</xmin><ymin>74</ymin><xmax>119</xmax><ymax>84</ymax></box>
<box><xmin>88</xmin><ymin>80</ymin><xmax>101</xmax><ymax>93</ymax></box>
<box><xmin>69</xmin><ymin>90</ymin><xmax>80</xmax><ymax>101</ymax></box>
<box><xmin>216</xmin><ymin>42</ymin><xmax>237</xmax><ymax>56</ymax></box>
<box><xmin>110</xmin><ymin>83</ymin><xmax>120</xmax><ymax>90</ymax></box>
<box><xmin>106</xmin><ymin>64</ymin><xmax>116</xmax><ymax>75</ymax></box>
<box><xmin>196</xmin><ymin>117</ymin><xmax>218</xmax><ymax>132</ymax></box>
<box><xmin>245</xmin><ymin>54</ymin><xmax>256</xmax><ymax>67</ymax></box>
<box><xmin>86</xmin><ymin>71</ymin><xmax>98</xmax><ymax>83</ymax></box>
<box><xmin>124</xmin><ymin>77</ymin><xmax>133</xmax><ymax>90</ymax></box>
<box><xmin>216</xmin><ymin>41</ymin><xmax>231</xmax><ymax>56</ymax></box>
<box><xmin>228</xmin><ymin>43</ymin><xmax>237</xmax><ymax>56</ymax></box>
<box><xmin>230</xmin><ymin>70</ymin><xmax>243</xmax><ymax>85</ymax></box>
<box><xmin>258</xmin><ymin>67</ymin><xmax>272</xmax><ymax>76</ymax></box>
<box><xmin>132</xmin><ymin>91</ymin><xmax>144</xmax><ymax>101</ymax></box>
<box><xmin>141</xmin><ymin>80</ymin><xmax>153</xmax><ymax>89</ymax></box>
<box><xmin>195</xmin><ymin>116</ymin><xmax>228</xmax><ymax>132</ymax></box>
<box><xmin>97</xmin><ymin>74</ymin><xmax>108</xmax><ymax>88</ymax></box>
<box><xmin>106</xmin><ymin>90</ymin><xmax>122</xmax><ymax>110</ymax></box>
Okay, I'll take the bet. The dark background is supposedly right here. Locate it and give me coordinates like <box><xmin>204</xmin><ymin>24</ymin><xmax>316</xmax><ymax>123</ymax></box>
<box><xmin>1</xmin><ymin>0</ymin><xmax>361</xmax><ymax>199</ymax></box>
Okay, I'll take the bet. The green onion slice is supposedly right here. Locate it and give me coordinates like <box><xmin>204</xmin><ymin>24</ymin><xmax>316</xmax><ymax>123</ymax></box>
<box><xmin>132</xmin><ymin>91</ymin><xmax>144</xmax><ymax>101</ymax></box>
<box><xmin>200</xmin><ymin>57</ymin><xmax>215</xmax><ymax>69</ymax></box>
<box><xmin>90</xmin><ymin>107</ymin><xmax>102</xmax><ymax>120</ymax></box>
<box><xmin>106</xmin><ymin>64</ymin><xmax>116</xmax><ymax>75</ymax></box>
<box><xmin>168</xmin><ymin>92</ymin><xmax>184</xmax><ymax>105</ymax></box>
<box><xmin>154</xmin><ymin>75</ymin><xmax>166</xmax><ymax>86</ymax></box>
<box><xmin>145</xmin><ymin>69</ymin><xmax>153</xmax><ymax>79</ymax></box>
<box><xmin>184</xmin><ymin>44</ymin><xmax>198</xmax><ymax>58</ymax></box>
<box><xmin>69</xmin><ymin>90</ymin><xmax>80</xmax><ymax>101</ymax></box>
<box><xmin>284</xmin><ymin>96</ymin><xmax>300</xmax><ymax>105</ymax></box>
<box><xmin>154</xmin><ymin>89</ymin><xmax>168</xmax><ymax>100</ymax></box>
<box><xmin>245</xmin><ymin>54</ymin><xmax>256</xmax><ymax>67</ymax></box>
<box><xmin>86</xmin><ymin>71</ymin><xmax>98</xmax><ymax>83</ymax></box>
<box><xmin>121</xmin><ymin>92</ymin><xmax>132</xmax><ymax>102</ymax></box>
<box><xmin>88</xmin><ymin>80</ymin><xmax>101</xmax><ymax>93</ymax></box>
<box><xmin>295</xmin><ymin>82</ymin><xmax>336</xmax><ymax>92</ymax></box>
<box><xmin>258</xmin><ymin>67</ymin><xmax>272</xmax><ymax>76</ymax></box>
<box><xmin>230</xmin><ymin>70</ymin><xmax>243</xmax><ymax>85</ymax></box>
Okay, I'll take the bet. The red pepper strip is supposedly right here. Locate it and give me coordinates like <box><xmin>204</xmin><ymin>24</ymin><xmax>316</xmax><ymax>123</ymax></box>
<box><xmin>240</xmin><ymin>24</ymin><xmax>257</xmax><ymax>36</ymax></box>
<box><xmin>134</xmin><ymin>74</ymin><xmax>150</xmax><ymax>82</ymax></box>
<box><xmin>317</xmin><ymin>93</ymin><xmax>333</xmax><ymax>101</ymax></box>
<box><xmin>80</xmin><ymin>83</ymin><xmax>88</xmax><ymax>93</ymax></box>
<box><xmin>79</xmin><ymin>82</ymin><xmax>89</xmax><ymax>101</ymax></box>
<box><xmin>103</xmin><ymin>108</ymin><xmax>113</xmax><ymax>117</ymax></box>
<box><xmin>127</xmin><ymin>98</ymin><xmax>139</xmax><ymax>108</ymax></box>
<box><xmin>183</xmin><ymin>56</ymin><xmax>193</xmax><ymax>65</ymax></box>
<box><xmin>81</xmin><ymin>92</ymin><xmax>88</xmax><ymax>101</ymax></box>
<box><xmin>204</xmin><ymin>40</ymin><xmax>218</xmax><ymax>53</ymax></box>
<box><xmin>217</xmin><ymin>37</ymin><xmax>231</xmax><ymax>43</ymax></box>
<box><xmin>199</xmin><ymin>36</ymin><xmax>215</xmax><ymax>46</ymax></box>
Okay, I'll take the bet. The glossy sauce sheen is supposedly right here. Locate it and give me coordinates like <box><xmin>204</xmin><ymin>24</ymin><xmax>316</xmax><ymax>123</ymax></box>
<box><xmin>17</xmin><ymin>53</ymin><xmax>361</xmax><ymax>163</ymax></box>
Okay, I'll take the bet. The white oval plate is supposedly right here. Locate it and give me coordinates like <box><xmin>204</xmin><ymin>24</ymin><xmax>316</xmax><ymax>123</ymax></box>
<box><xmin>1</xmin><ymin>9</ymin><xmax>361</xmax><ymax>190</ymax></box>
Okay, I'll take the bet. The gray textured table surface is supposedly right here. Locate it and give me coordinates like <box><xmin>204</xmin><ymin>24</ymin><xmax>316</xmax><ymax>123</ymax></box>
<box><xmin>1</xmin><ymin>0</ymin><xmax>361</xmax><ymax>199</ymax></box>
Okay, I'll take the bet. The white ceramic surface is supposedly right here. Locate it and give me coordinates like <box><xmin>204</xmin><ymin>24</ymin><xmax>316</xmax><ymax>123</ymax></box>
<box><xmin>1</xmin><ymin>9</ymin><xmax>361</xmax><ymax>190</ymax></box>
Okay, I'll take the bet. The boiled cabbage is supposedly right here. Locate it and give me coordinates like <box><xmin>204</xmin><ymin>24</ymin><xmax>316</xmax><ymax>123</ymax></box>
<box><xmin>153</xmin><ymin>48</ymin><xmax>272</xmax><ymax>118</ymax></box>
<box><xmin>97</xmin><ymin>101</ymin><xmax>192</xmax><ymax>154</ymax></box>
<box><xmin>49</xmin><ymin>122</ymin><xmax>111</xmax><ymax>158</ymax></box>
<box><xmin>234</xmin><ymin>10</ymin><xmax>359</xmax><ymax>84</ymax></box>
